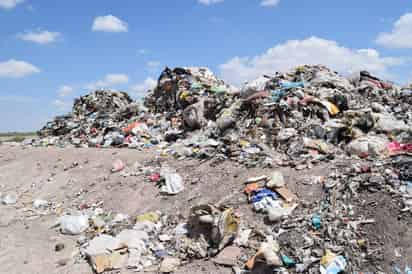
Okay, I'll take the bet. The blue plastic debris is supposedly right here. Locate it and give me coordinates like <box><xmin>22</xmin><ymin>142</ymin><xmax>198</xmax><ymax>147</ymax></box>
<box><xmin>281</xmin><ymin>255</ymin><xmax>296</xmax><ymax>267</ymax></box>
<box><xmin>250</xmin><ymin>189</ymin><xmax>278</xmax><ymax>203</ymax></box>
<box><xmin>312</xmin><ymin>214</ymin><xmax>321</xmax><ymax>230</ymax></box>
<box><xmin>280</xmin><ymin>81</ymin><xmax>305</xmax><ymax>89</ymax></box>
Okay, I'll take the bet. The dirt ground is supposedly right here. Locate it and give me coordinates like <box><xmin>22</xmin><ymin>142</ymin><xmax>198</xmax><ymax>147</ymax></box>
<box><xmin>0</xmin><ymin>144</ymin><xmax>411</xmax><ymax>274</ymax></box>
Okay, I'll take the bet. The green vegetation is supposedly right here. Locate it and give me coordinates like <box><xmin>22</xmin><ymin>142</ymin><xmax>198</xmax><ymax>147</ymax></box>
<box><xmin>0</xmin><ymin>132</ymin><xmax>36</xmax><ymax>143</ymax></box>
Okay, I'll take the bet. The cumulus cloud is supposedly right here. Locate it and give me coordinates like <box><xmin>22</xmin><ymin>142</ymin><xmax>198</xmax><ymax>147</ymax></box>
<box><xmin>261</xmin><ymin>0</ymin><xmax>280</xmax><ymax>7</ymax></box>
<box><xmin>146</xmin><ymin>61</ymin><xmax>160</xmax><ymax>69</ymax></box>
<box><xmin>130</xmin><ymin>77</ymin><xmax>157</xmax><ymax>97</ymax></box>
<box><xmin>198</xmin><ymin>0</ymin><xmax>224</xmax><ymax>6</ymax></box>
<box><xmin>17</xmin><ymin>30</ymin><xmax>61</xmax><ymax>44</ymax></box>
<box><xmin>220</xmin><ymin>36</ymin><xmax>402</xmax><ymax>85</ymax></box>
<box><xmin>0</xmin><ymin>59</ymin><xmax>40</xmax><ymax>78</ymax></box>
<box><xmin>376</xmin><ymin>13</ymin><xmax>412</xmax><ymax>48</ymax></box>
<box><xmin>53</xmin><ymin>99</ymin><xmax>71</xmax><ymax>111</ymax></box>
<box><xmin>57</xmin><ymin>85</ymin><xmax>74</xmax><ymax>97</ymax></box>
<box><xmin>92</xmin><ymin>15</ymin><xmax>128</xmax><ymax>32</ymax></box>
<box><xmin>0</xmin><ymin>0</ymin><xmax>24</xmax><ymax>10</ymax></box>
<box><xmin>138</xmin><ymin>49</ymin><xmax>148</xmax><ymax>55</ymax></box>
<box><xmin>86</xmin><ymin>73</ymin><xmax>129</xmax><ymax>90</ymax></box>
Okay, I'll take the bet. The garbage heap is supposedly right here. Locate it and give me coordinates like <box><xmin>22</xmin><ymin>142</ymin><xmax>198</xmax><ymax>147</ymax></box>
<box><xmin>38</xmin><ymin>90</ymin><xmax>139</xmax><ymax>147</ymax></box>
<box><xmin>144</xmin><ymin>65</ymin><xmax>412</xmax><ymax>168</ymax></box>
<box><xmin>35</xmin><ymin>65</ymin><xmax>412</xmax><ymax>168</ymax></box>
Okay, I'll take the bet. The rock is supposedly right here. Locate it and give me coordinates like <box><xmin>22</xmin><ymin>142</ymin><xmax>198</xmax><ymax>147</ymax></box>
<box><xmin>59</xmin><ymin>215</ymin><xmax>89</xmax><ymax>235</ymax></box>
<box><xmin>212</xmin><ymin>246</ymin><xmax>242</xmax><ymax>266</ymax></box>
<box><xmin>159</xmin><ymin>257</ymin><xmax>180</xmax><ymax>273</ymax></box>
<box><xmin>266</xmin><ymin>171</ymin><xmax>285</xmax><ymax>188</ymax></box>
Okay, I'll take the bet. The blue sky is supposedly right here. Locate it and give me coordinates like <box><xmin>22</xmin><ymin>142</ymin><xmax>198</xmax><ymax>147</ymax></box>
<box><xmin>0</xmin><ymin>0</ymin><xmax>411</xmax><ymax>132</ymax></box>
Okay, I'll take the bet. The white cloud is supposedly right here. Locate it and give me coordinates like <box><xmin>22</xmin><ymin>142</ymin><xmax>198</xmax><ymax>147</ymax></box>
<box><xmin>376</xmin><ymin>13</ymin><xmax>412</xmax><ymax>48</ymax></box>
<box><xmin>57</xmin><ymin>85</ymin><xmax>74</xmax><ymax>97</ymax></box>
<box><xmin>147</xmin><ymin>61</ymin><xmax>160</xmax><ymax>68</ymax></box>
<box><xmin>0</xmin><ymin>59</ymin><xmax>40</xmax><ymax>78</ymax></box>
<box><xmin>146</xmin><ymin>60</ymin><xmax>160</xmax><ymax>69</ymax></box>
<box><xmin>220</xmin><ymin>36</ymin><xmax>401</xmax><ymax>85</ymax></box>
<box><xmin>17</xmin><ymin>30</ymin><xmax>61</xmax><ymax>44</ymax></box>
<box><xmin>261</xmin><ymin>0</ymin><xmax>280</xmax><ymax>7</ymax></box>
<box><xmin>53</xmin><ymin>99</ymin><xmax>71</xmax><ymax>111</ymax></box>
<box><xmin>0</xmin><ymin>0</ymin><xmax>24</xmax><ymax>10</ymax></box>
<box><xmin>198</xmin><ymin>0</ymin><xmax>224</xmax><ymax>6</ymax></box>
<box><xmin>138</xmin><ymin>49</ymin><xmax>148</xmax><ymax>55</ymax></box>
<box><xmin>86</xmin><ymin>73</ymin><xmax>129</xmax><ymax>90</ymax></box>
<box><xmin>130</xmin><ymin>77</ymin><xmax>157</xmax><ymax>97</ymax></box>
<box><xmin>92</xmin><ymin>15</ymin><xmax>128</xmax><ymax>33</ymax></box>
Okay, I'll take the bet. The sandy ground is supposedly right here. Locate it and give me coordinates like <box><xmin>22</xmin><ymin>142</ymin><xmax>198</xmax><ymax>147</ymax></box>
<box><xmin>0</xmin><ymin>144</ymin><xmax>411</xmax><ymax>274</ymax></box>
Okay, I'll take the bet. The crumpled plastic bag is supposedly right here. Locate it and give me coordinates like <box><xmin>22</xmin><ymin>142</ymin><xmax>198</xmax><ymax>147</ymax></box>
<box><xmin>59</xmin><ymin>215</ymin><xmax>89</xmax><ymax>235</ymax></box>
<box><xmin>160</xmin><ymin>167</ymin><xmax>184</xmax><ymax>195</ymax></box>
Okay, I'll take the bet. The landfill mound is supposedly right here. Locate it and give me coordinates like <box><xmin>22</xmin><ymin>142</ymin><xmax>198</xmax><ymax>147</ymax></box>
<box><xmin>17</xmin><ymin>65</ymin><xmax>412</xmax><ymax>273</ymax></box>
<box><xmin>36</xmin><ymin>65</ymin><xmax>411</xmax><ymax>168</ymax></box>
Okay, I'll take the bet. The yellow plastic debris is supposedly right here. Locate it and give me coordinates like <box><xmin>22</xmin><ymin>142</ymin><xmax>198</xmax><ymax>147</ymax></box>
<box><xmin>136</xmin><ymin>212</ymin><xmax>160</xmax><ymax>223</ymax></box>
<box><xmin>320</xmin><ymin>249</ymin><xmax>337</xmax><ymax>267</ymax></box>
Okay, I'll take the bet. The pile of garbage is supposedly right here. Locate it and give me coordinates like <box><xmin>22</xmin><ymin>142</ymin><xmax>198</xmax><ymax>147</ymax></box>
<box><xmin>18</xmin><ymin>64</ymin><xmax>412</xmax><ymax>273</ymax></box>
<box><xmin>31</xmin><ymin>65</ymin><xmax>411</xmax><ymax>169</ymax></box>
<box><xmin>37</xmin><ymin>90</ymin><xmax>140</xmax><ymax>147</ymax></box>
<box><xmin>51</xmin><ymin>153</ymin><xmax>412</xmax><ymax>273</ymax></box>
